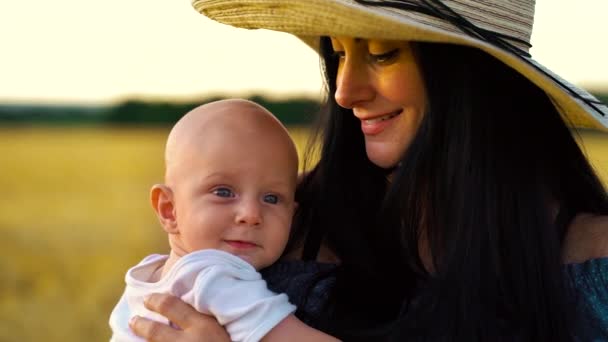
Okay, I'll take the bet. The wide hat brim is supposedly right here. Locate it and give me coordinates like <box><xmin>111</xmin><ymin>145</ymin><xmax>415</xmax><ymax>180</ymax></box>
<box><xmin>193</xmin><ymin>0</ymin><xmax>608</xmax><ymax>131</ymax></box>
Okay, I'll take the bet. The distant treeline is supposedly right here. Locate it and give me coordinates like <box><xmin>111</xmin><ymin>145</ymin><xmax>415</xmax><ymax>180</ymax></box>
<box><xmin>0</xmin><ymin>95</ymin><xmax>322</xmax><ymax>126</ymax></box>
<box><xmin>1</xmin><ymin>92</ymin><xmax>607</xmax><ymax>127</ymax></box>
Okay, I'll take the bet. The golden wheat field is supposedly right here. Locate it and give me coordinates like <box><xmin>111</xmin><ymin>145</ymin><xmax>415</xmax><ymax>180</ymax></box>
<box><xmin>1</xmin><ymin>126</ymin><xmax>608</xmax><ymax>341</ymax></box>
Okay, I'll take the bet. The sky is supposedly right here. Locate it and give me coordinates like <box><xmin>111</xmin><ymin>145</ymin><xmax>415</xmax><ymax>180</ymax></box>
<box><xmin>1</xmin><ymin>0</ymin><xmax>607</xmax><ymax>105</ymax></box>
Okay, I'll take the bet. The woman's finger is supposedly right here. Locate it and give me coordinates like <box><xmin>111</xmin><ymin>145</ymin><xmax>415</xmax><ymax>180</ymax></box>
<box><xmin>134</xmin><ymin>293</ymin><xmax>231</xmax><ymax>342</ymax></box>
<box><xmin>129</xmin><ymin>315</ymin><xmax>180</xmax><ymax>342</ymax></box>
<box><xmin>143</xmin><ymin>293</ymin><xmax>195</xmax><ymax>329</ymax></box>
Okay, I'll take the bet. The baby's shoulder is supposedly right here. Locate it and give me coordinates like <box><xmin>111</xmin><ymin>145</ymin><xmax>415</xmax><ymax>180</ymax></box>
<box><xmin>562</xmin><ymin>213</ymin><xmax>608</xmax><ymax>264</ymax></box>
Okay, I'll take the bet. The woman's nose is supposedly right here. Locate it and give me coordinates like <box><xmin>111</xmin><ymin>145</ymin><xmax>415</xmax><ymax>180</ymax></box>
<box><xmin>235</xmin><ymin>199</ymin><xmax>262</xmax><ymax>226</ymax></box>
<box><xmin>334</xmin><ymin>58</ymin><xmax>374</xmax><ymax>109</ymax></box>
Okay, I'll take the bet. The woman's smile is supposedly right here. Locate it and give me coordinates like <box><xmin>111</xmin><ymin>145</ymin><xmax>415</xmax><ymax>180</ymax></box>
<box><xmin>357</xmin><ymin>109</ymin><xmax>403</xmax><ymax>135</ymax></box>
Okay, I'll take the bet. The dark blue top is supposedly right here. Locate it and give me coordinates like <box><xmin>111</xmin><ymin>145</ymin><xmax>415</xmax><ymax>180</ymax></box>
<box><xmin>262</xmin><ymin>258</ymin><xmax>608</xmax><ymax>340</ymax></box>
<box><xmin>261</xmin><ymin>259</ymin><xmax>337</xmax><ymax>328</ymax></box>
<box><xmin>564</xmin><ymin>257</ymin><xmax>608</xmax><ymax>341</ymax></box>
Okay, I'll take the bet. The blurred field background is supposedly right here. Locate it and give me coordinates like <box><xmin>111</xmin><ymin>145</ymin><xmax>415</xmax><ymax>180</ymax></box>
<box><xmin>0</xmin><ymin>121</ymin><xmax>607</xmax><ymax>341</ymax></box>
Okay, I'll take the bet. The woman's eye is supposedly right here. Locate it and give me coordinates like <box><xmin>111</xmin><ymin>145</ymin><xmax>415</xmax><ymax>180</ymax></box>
<box><xmin>332</xmin><ymin>51</ymin><xmax>345</xmax><ymax>60</ymax></box>
<box><xmin>370</xmin><ymin>49</ymin><xmax>399</xmax><ymax>63</ymax></box>
<box><xmin>263</xmin><ymin>194</ymin><xmax>279</xmax><ymax>204</ymax></box>
<box><xmin>213</xmin><ymin>187</ymin><xmax>234</xmax><ymax>198</ymax></box>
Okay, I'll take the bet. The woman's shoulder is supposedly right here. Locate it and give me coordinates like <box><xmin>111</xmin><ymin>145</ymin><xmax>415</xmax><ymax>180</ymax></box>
<box><xmin>563</xmin><ymin>213</ymin><xmax>608</xmax><ymax>264</ymax></box>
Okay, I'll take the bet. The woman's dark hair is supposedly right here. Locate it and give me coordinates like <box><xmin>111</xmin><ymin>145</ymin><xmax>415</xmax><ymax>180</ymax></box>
<box><xmin>287</xmin><ymin>37</ymin><xmax>608</xmax><ymax>341</ymax></box>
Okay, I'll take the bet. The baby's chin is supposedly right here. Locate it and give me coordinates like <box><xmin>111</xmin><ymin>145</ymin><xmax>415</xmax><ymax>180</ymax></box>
<box><xmin>233</xmin><ymin>253</ymin><xmax>260</xmax><ymax>270</ymax></box>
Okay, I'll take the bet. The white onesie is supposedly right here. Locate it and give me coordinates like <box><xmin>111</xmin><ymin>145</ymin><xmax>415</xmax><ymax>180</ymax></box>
<box><xmin>109</xmin><ymin>249</ymin><xmax>296</xmax><ymax>342</ymax></box>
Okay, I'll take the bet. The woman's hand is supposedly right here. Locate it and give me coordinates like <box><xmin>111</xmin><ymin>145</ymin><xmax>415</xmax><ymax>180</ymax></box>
<box><xmin>129</xmin><ymin>293</ymin><xmax>230</xmax><ymax>342</ymax></box>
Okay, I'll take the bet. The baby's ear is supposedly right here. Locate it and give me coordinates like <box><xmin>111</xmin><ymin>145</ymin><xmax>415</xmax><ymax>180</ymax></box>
<box><xmin>150</xmin><ymin>184</ymin><xmax>178</xmax><ymax>234</ymax></box>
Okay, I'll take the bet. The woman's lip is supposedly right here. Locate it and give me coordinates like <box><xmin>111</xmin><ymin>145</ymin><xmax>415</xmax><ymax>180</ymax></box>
<box><xmin>225</xmin><ymin>240</ymin><xmax>258</xmax><ymax>249</ymax></box>
<box><xmin>360</xmin><ymin>110</ymin><xmax>402</xmax><ymax>135</ymax></box>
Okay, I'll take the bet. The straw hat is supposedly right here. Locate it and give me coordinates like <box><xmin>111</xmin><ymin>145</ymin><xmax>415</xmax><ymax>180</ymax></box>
<box><xmin>192</xmin><ymin>0</ymin><xmax>608</xmax><ymax>131</ymax></box>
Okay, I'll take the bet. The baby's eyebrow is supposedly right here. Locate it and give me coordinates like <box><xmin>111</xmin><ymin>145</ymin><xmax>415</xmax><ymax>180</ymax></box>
<box><xmin>195</xmin><ymin>172</ymin><xmax>232</xmax><ymax>187</ymax></box>
<box><xmin>201</xmin><ymin>171</ymin><xmax>235</xmax><ymax>180</ymax></box>
<box><xmin>266</xmin><ymin>182</ymin><xmax>296</xmax><ymax>194</ymax></box>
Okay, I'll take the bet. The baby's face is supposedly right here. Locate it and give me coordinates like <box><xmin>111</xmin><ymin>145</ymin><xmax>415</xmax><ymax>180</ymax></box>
<box><xmin>169</xmin><ymin>107</ymin><xmax>297</xmax><ymax>270</ymax></box>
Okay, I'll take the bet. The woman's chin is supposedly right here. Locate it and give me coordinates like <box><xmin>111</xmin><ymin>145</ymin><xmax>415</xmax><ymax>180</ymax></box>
<box><xmin>368</xmin><ymin>156</ymin><xmax>399</xmax><ymax>170</ymax></box>
<box><xmin>366</xmin><ymin>148</ymin><xmax>400</xmax><ymax>170</ymax></box>
<box><xmin>365</xmin><ymin>138</ymin><xmax>410</xmax><ymax>171</ymax></box>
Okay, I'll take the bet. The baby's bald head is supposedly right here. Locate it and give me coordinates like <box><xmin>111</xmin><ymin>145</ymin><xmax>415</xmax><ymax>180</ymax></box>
<box><xmin>164</xmin><ymin>99</ymin><xmax>298</xmax><ymax>185</ymax></box>
<box><xmin>152</xmin><ymin>99</ymin><xmax>299</xmax><ymax>270</ymax></box>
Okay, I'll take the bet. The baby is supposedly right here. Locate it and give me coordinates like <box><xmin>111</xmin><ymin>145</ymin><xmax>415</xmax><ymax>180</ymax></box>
<box><xmin>109</xmin><ymin>99</ymin><xmax>336</xmax><ymax>341</ymax></box>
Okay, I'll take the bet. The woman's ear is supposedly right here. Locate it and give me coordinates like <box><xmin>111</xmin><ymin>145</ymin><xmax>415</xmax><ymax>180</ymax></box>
<box><xmin>150</xmin><ymin>184</ymin><xmax>178</xmax><ymax>234</ymax></box>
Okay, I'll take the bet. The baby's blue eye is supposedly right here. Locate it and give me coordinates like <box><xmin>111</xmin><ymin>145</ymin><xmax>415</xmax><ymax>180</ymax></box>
<box><xmin>263</xmin><ymin>194</ymin><xmax>279</xmax><ymax>204</ymax></box>
<box><xmin>213</xmin><ymin>188</ymin><xmax>234</xmax><ymax>198</ymax></box>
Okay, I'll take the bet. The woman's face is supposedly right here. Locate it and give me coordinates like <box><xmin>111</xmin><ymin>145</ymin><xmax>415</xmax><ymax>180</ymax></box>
<box><xmin>330</xmin><ymin>37</ymin><xmax>427</xmax><ymax>169</ymax></box>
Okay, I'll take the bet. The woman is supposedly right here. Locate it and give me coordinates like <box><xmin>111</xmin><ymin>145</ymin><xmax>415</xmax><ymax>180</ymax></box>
<box><xmin>131</xmin><ymin>0</ymin><xmax>608</xmax><ymax>340</ymax></box>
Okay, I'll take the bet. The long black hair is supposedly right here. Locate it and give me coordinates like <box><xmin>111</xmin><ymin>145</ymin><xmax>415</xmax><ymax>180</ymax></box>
<box><xmin>287</xmin><ymin>37</ymin><xmax>608</xmax><ymax>341</ymax></box>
